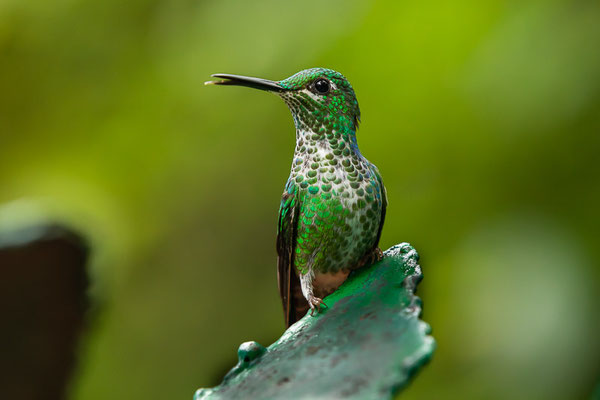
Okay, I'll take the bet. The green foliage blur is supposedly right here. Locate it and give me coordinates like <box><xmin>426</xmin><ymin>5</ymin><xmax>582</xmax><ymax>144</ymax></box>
<box><xmin>1</xmin><ymin>0</ymin><xmax>599</xmax><ymax>399</ymax></box>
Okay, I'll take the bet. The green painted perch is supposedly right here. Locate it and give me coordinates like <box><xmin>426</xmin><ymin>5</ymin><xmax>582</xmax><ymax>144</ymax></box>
<box><xmin>195</xmin><ymin>243</ymin><xmax>435</xmax><ymax>399</ymax></box>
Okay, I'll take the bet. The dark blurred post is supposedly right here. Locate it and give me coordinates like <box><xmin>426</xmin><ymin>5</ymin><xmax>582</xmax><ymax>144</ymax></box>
<box><xmin>0</xmin><ymin>225</ymin><xmax>90</xmax><ymax>400</ymax></box>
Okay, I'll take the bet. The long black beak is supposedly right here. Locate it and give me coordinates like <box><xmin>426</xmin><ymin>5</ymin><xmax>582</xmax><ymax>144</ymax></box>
<box><xmin>205</xmin><ymin>73</ymin><xmax>284</xmax><ymax>92</ymax></box>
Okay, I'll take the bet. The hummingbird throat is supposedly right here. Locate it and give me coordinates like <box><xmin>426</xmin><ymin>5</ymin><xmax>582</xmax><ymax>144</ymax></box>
<box><xmin>279</xmin><ymin>90</ymin><xmax>360</xmax><ymax>160</ymax></box>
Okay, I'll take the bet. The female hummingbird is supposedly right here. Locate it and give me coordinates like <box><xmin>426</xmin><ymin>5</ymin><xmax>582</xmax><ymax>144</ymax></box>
<box><xmin>206</xmin><ymin>68</ymin><xmax>386</xmax><ymax>327</ymax></box>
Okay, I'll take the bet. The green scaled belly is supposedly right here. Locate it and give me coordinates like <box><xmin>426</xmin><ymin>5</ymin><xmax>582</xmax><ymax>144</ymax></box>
<box><xmin>293</xmin><ymin>165</ymin><xmax>383</xmax><ymax>275</ymax></box>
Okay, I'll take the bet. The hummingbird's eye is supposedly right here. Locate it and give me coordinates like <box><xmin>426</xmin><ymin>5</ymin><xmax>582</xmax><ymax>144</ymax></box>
<box><xmin>314</xmin><ymin>78</ymin><xmax>330</xmax><ymax>94</ymax></box>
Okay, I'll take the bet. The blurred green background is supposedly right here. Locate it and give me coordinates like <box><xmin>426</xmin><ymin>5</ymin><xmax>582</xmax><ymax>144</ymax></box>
<box><xmin>1</xmin><ymin>0</ymin><xmax>599</xmax><ymax>399</ymax></box>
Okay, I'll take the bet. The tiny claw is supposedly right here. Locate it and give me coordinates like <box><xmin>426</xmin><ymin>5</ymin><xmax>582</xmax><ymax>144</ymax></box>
<box><xmin>308</xmin><ymin>297</ymin><xmax>327</xmax><ymax>316</ymax></box>
<box><xmin>374</xmin><ymin>247</ymin><xmax>384</xmax><ymax>261</ymax></box>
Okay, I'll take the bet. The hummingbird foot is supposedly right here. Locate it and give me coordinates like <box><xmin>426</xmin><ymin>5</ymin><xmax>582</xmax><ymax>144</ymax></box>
<box><xmin>355</xmin><ymin>247</ymin><xmax>384</xmax><ymax>269</ymax></box>
<box><xmin>308</xmin><ymin>296</ymin><xmax>328</xmax><ymax>316</ymax></box>
<box><xmin>374</xmin><ymin>247</ymin><xmax>384</xmax><ymax>261</ymax></box>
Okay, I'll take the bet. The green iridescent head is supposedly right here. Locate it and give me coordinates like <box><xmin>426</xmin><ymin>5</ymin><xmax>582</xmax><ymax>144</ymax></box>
<box><xmin>206</xmin><ymin>68</ymin><xmax>361</xmax><ymax>134</ymax></box>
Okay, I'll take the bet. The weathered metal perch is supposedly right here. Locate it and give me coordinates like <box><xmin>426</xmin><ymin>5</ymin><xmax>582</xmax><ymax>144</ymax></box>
<box><xmin>195</xmin><ymin>242</ymin><xmax>435</xmax><ymax>400</ymax></box>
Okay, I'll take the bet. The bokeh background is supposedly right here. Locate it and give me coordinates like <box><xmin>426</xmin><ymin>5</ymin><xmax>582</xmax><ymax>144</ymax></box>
<box><xmin>1</xmin><ymin>0</ymin><xmax>599</xmax><ymax>399</ymax></box>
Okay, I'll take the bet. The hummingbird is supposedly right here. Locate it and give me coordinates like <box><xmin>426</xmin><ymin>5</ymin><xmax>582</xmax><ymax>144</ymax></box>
<box><xmin>206</xmin><ymin>68</ymin><xmax>386</xmax><ymax>327</ymax></box>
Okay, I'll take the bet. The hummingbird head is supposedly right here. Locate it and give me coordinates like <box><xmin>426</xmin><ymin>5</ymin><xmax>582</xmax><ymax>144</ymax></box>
<box><xmin>206</xmin><ymin>68</ymin><xmax>361</xmax><ymax>135</ymax></box>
